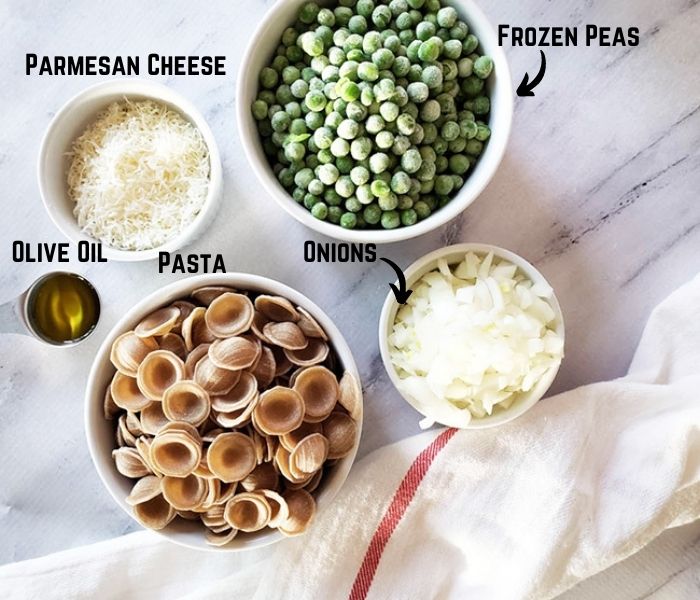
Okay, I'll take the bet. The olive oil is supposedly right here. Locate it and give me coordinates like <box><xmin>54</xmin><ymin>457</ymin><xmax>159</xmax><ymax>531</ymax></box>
<box><xmin>27</xmin><ymin>273</ymin><xmax>99</xmax><ymax>344</ymax></box>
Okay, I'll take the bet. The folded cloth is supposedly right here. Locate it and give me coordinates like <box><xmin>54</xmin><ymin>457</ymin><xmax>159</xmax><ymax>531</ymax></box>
<box><xmin>2</xmin><ymin>274</ymin><xmax>699</xmax><ymax>600</ymax></box>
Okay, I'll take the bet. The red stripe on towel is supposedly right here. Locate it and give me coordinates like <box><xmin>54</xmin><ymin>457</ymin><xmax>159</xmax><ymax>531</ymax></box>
<box><xmin>348</xmin><ymin>428</ymin><xmax>458</xmax><ymax>600</ymax></box>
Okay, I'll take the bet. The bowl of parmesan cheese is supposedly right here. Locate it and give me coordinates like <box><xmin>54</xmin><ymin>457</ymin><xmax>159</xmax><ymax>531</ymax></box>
<box><xmin>38</xmin><ymin>79</ymin><xmax>223</xmax><ymax>261</ymax></box>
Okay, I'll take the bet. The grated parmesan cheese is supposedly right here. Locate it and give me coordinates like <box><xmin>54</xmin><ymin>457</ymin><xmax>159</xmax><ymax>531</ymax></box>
<box><xmin>67</xmin><ymin>99</ymin><xmax>210</xmax><ymax>251</ymax></box>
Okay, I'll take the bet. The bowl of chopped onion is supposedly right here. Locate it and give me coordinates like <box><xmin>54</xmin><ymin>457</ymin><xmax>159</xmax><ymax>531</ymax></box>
<box><xmin>38</xmin><ymin>79</ymin><xmax>223</xmax><ymax>261</ymax></box>
<box><xmin>379</xmin><ymin>243</ymin><xmax>565</xmax><ymax>429</ymax></box>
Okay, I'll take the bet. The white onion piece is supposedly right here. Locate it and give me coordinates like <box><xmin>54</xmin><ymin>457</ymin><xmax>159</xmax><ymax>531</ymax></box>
<box><xmin>388</xmin><ymin>252</ymin><xmax>564</xmax><ymax>425</ymax></box>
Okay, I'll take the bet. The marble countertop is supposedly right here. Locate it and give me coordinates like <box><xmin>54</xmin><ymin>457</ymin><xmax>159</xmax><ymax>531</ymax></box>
<box><xmin>1</xmin><ymin>0</ymin><xmax>699</xmax><ymax>595</ymax></box>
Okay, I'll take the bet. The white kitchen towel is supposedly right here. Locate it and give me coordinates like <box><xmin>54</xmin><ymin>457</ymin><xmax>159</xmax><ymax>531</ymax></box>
<box><xmin>1</xmin><ymin>274</ymin><xmax>699</xmax><ymax>600</ymax></box>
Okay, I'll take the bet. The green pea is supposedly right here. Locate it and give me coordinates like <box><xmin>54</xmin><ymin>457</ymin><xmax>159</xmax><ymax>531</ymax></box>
<box><xmin>379</xmin><ymin>102</ymin><xmax>399</xmax><ymax>122</ymax></box>
<box><xmin>304</xmin><ymin>193</ymin><xmax>320</xmax><ymax>210</ymax></box>
<box><xmin>416</xmin><ymin>160</ymin><xmax>436</xmax><ymax>181</ymax></box>
<box><xmin>252</xmin><ymin>100</ymin><xmax>268</xmax><ymax>120</ymax></box>
<box><xmin>419</xmin><ymin>99</ymin><xmax>441</xmax><ymax>122</ymax></box>
<box><xmin>436</xmin><ymin>6</ymin><xmax>457</xmax><ymax>28</ymax></box>
<box><xmin>299</xmin><ymin>2</ymin><xmax>320</xmax><ymax>24</ymax></box>
<box><xmin>350</xmin><ymin>165</ymin><xmax>370</xmax><ymax>186</ymax></box>
<box><xmin>271</xmin><ymin>111</ymin><xmax>291</xmax><ymax>132</ymax></box>
<box><xmin>407</xmin><ymin>0</ymin><xmax>425</xmax><ymax>8</ymax></box>
<box><xmin>390</xmin><ymin>171</ymin><xmax>411</xmax><ymax>194</ymax></box>
<box><xmin>311</xmin><ymin>201</ymin><xmax>328</xmax><ymax>220</ymax></box>
<box><xmin>357</xmin><ymin>0</ymin><xmax>375</xmax><ymax>18</ymax></box>
<box><xmin>392</xmin><ymin>56</ymin><xmax>411</xmax><ymax>77</ymax></box>
<box><xmin>371</xmin><ymin>5</ymin><xmax>392</xmax><ymax>28</ymax></box>
<box><xmin>466</xmin><ymin>139</ymin><xmax>484</xmax><ymax>156</ymax></box>
<box><xmin>317</xmin><ymin>7</ymin><xmax>335</xmax><ymax>26</ymax></box>
<box><xmin>277</xmin><ymin>167</ymin><xmax>294</xmax><ymax>188</ymax></box>
<box><xmin>307</xmin><ymin>178</ymin><xmax>324</xmax><ymax>196</ymax></box>
<box><xmin>351</xmin><ymin>137</ymin><xmax>373</xmax><ymax>160</ymax></box>
<box><xmin>349</xmin><ymin>15</ymin><xmax>368</xmax><ymax>34</ymax></box>
<box><xmin>290</xmin><ymin>79</ymin><xmax>309</xmax><ymax>99</ymax></box>
<box><xmin>441</xmin><ymin>120</ymin><xmax>460</xmax><ymax>141</ymax></box>
<box><xmin>357</xmin><ymin>183</ymin><xmax>374</xmax><ymax>204</ymax></box>
<box><xmin>301</xmin><ymin>67</ymin><xmax>316</xmax><ymax>82</ymax></box>
<box><xmin>363</xmin><ymin>203</ymin><xmax>382</xmax><ymax>224</ymax></box>
<box><xmin>381</xmin><ymin>210</ymin><xmax>400</xmax><ymax>229</ymax></box>
<box><xmin>292</xmin><ymin>187</ymin><xmax>305</xmax><ymax>202</ymax></box>
<box><xmin>395</xmin><ymin>11</ymin><xmax>412</xmax><ymax>30</ymax></box>
<box><xmin>378</xmin><ymin>191</ymin><xmax>399</xmax><ymax>211</ymax></box>
<box><xmin>345</xmin><ymin>196</ymin><xmax>362</xmax><ymax>212</ymax></box>
<box><xmin>305</xmin><ymin>90</ymin><xmax>327</xmax><ymax>112</ymax></box>
<box><xmin>406</xmin><ymin>39</ymin><xmax>422</xmax><ymax>62</ymax></box>
<box><xmin>340</xmin><ymin>212</ymin><xmax>358</xmax><ymax>228</ymax></box>
<box><xmin>287</xmin><ymin>102</ymin><xmax>303</xmax><ymax>119</ymax></box>
<box><xmin>336</xmin><ymin>175</ymin><xmax>356</xmax><ymax>198</ymax></box>
<box><xmin>282</xmin><ymin>27</ymin><xmax>298</xmax><ymax>47</ymax></box>
<box><xmin>418</xmin><ymin>37</ymin><xmax>442</xmax><ymax>62</ymax></box>
<box><xmin>330</xmin><ymin>138</ymin><xmax>350</xmax><ymax>157</ymax></box>
<box><xmin>416</xmin><ymin>21</ymin><xmax>435</xmax><ymax>41</ymax></box>
<box><xmin>318</xmin><ymin>163</ymin><xmax>340</xmax><ymax>185</ymax></box>
<box><xmin>462</xmin><ymin>34</ymin><xmax>479</xmax><ymax>54</ymax></box>
<box><xmin>475</xmin><ymin>123</ymin><xmax>491</xmax><ymax>141</ymax></box>
<box><xmin>341</xmin><ymin>80</ymin><xmax>362</xmax><ymax>102</ymax></box>
<box><xmin>473</xmin><ymin>56</ymin><xmax>494</xmax><ymax>79</ymax></box>
<box><xmin>473</xmin><ymin>96</ymin><xmax>490</xmax><ymax>115</ymax></box>
<box><xmin>370</xmin><ymin>179</ymin><xmax>390</xmax><ymax>196</ymax></box>
<box><xmin>434</xmin><ymin>174</ymin><xmax>454</xmax><ymax>195</ymax></box>
<box><xmin>374</xmin><ymin>79</ymin><xmax>396</xmax><ymax>101</ymax></box>
<box><xmin>448</xmin><ymin>137</ymin><xmax>467</xmax><ymax>153</ymax></box>
<box><xmin>392</xmin><ymin>135</ymin><xmax>411</xmax><ymax>155</ymax></box>
<box><xmin>397</xmin><ymin>194</ymin><xmax>414</xmax><ymax>209</ymax></box>
<box><xmin>300</xmin><ymin>32</ymin><xmax>324</xmax><ymax>57</ymax></box>
<box><xmin>284</xmin><ymin>142</ymin><xmax>305</xmax><ymax>162</ymax></box>
<box><xmin>337</xmin><ymin>119</ymin><xmax>359</xmax><ymax>139</ymax></box>
<box><xmin>305</xmin><ymin>111</ymin><xmax>324</xmax><ymax>130</ymax></box>
<box><xmin>328</xmin><ymin>206</ymin><xmax>343</xmax><ymax>223</ymax></box>
<box><xmin>461</xmin><ymin>75</ymin><xmax>484</xmax><ymax>98</ymax></box>
<box><xmin>358</xmin><ymin>62</ymin><xmax>380</xmax><ymax>82</ymax></box>
<box><xmin>369</xmin><ymin>152</ymin><xmax>390</xmax><ymax>174</ymax></box>
<box><xmin>334</xmin><ymin>6</ymin><xmax>353</xmax><ymax>26</ymax></box>
<box><xmin>375</xmin><ymin>130</ymin><xmax>395</xmax><ymax>149</ymax></box>
<box><xmin>366</xmin><ymin>114</ymin><xmax>386</xmax><ymax>134</ymax></box>
<box><xmin>325</xmin><ymin>188</ymin><xmax>343</xmax><ymax>205</ymax></box>
<box><xmin>399</xmin><ymin>29</ymin><xmax>416</xmax><ymax>45</ymax></box>
<box><xmin>421</xmin><ymin>65</ymin><xmax>443</xmax><ymax>89</ymax></box>
<box><xmin>400</xmin><ymin>208</ymin><xmax>418</xmax><ymax>226</ymax></box>
<box><xmin>443</xmin><ymin>39</ymin><xmax>463</xmax><ymax>60</ymax></box>
<box><xmin>401</xmin><ymin>148</ymin><xmax>422</xmax><ymax>173</ymax></box>
<box><xmin>371</xmin><ymin>49</ymin><xmax>394</xmax><ymax>70</ymax></box>
<box><xmin>260</xmin><ymin>67</ymin><xmax>278</xmax><ymax>89</ymax></box>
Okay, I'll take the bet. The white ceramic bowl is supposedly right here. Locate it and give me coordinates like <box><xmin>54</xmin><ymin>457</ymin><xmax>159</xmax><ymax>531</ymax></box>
<box><xmin>378</xmin><ymin>243</ymin><xmax>564</xmax><ymax>429</ymax></box>
<box><xmin>38</xmin><ymin>79</ymin><xmax>223</xmax><ymax>262</ymax></box>
<box><xmin>237</xmin><ymin>0</ymin><xmax>513</xmax><ymax>244</ymax></box>
<box><xmin>85</xmin><ymin>274</ymin><xmax>363</xmax><ymax>551</ymax></box>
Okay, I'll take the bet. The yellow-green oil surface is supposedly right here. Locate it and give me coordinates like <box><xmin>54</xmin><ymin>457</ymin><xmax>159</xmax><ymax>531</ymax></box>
<box><xmin>29</xmin><ymin>273</ymin><xmax>99</xmax><ymax>343</ymax></box>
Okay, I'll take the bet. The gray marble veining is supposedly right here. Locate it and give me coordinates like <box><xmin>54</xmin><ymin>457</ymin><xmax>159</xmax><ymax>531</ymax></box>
<box><xmin>0</xmin><ymin>0</ymin><xmax>698</xmax><ymax>595</ymax></box>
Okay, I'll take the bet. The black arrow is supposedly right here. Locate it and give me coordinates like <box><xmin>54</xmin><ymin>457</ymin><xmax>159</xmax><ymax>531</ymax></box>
<box><xmin>379</xmin><ymin>257</ymin><xmax>413</xmax><ymax>304</ymax></box>
<box><xmin>516</xmin><ymin>49</ymin><xmax>547</xmax><ymax>97</ymax></box>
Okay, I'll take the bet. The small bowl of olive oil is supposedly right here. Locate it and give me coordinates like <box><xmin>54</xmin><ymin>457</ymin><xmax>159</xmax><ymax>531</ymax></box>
<box><xmin>3</xmin><ymin>272</ymin><xmax>101</xmax><ymax>346</ymax></box>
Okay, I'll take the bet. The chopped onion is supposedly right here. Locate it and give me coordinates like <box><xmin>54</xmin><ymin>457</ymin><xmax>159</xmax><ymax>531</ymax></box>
<box><xmin>388</xmin><ymin>251</ymin><xmax>564</xmax><ymax>426</ymax></box>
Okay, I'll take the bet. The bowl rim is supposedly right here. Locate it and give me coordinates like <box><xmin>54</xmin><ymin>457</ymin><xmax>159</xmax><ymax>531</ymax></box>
<box><xmin>37</xmin><ymin>78</ymin><xmax>223</xmax><ymax>262</ymax></box>
<box><xmin>85</xmin><ymin>273</ymin><xmax>363</xmax><ymax>551</ymax></box>
<box><xmin>235</xmin><ymin>0</ymin><xmax>513</xmax><ymax>244</ymax></box>
<box><xmin>378</xmin><ymin>243</ymin><xmax>565</xmax><ymax>429</ymax></box>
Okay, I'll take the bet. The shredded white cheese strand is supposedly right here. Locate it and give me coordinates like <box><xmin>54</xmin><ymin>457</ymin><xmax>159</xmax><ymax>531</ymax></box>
<box><xmin>389</xmin><ymin>252</ymin><xmax>564</xmax><ymax>427</ymax></box>
<box><xmin>68</xmin><ymin>99</ymin><xmax>210</xmax><ymax>251</ymax></box>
